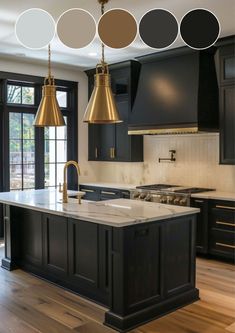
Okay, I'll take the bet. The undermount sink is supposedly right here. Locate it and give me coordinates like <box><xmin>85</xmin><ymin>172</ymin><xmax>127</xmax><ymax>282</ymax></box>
<box><xmin>57</xmin><ymin>191</ymin><xmax>85</xmax><ymax>204</ymax></box>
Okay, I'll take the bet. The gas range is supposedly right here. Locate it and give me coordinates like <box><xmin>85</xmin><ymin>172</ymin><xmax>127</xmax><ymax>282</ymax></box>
<box><xmin>131</xmin><ymin>184</ymin><xmax>215</xmax><ymax>206</ymax></box>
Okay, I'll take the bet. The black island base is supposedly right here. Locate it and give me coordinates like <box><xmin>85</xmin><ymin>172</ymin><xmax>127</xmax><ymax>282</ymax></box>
<box><xmin>2</xmin><ymin>205</ymin><xmax>199</xmax><ymax>332</ymax></box>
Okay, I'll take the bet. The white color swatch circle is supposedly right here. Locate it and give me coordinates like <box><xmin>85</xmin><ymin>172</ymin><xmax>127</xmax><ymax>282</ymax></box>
<box><xmin>15</xmin><ymin>8</ymin><xmax>55</xmax><ymax>49</ymax></box>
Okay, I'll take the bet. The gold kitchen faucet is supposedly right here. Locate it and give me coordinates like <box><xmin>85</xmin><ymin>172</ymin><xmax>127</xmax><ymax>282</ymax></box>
<box><xmin>59</xmin><ymin>161</ymin><xmax>81</xmax><ymax>203</ymax></box>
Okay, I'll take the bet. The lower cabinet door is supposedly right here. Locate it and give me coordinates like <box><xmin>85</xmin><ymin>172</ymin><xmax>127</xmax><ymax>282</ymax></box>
<box><xmin>68</xmin><ymin>219</ymin><xmax>111</xmax><ymax>305</ymax></box>
<box><xmin>190</xmin><ymin>198</ymin><xmax>208</xmax><ymax>253</ymax></box>
<box><xmin>20</xmin><ymin>209</ymin><xmax>43</xmax><ymax>267</ymax></box>
<box><xmin>43</xmin><ymin>214</ymin><xmax>68</xmax><ymax>278</ymax></box>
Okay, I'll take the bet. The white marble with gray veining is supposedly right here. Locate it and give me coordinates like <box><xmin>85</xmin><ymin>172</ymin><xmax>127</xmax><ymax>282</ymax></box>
<box><xmin>0</xmin><ymin>189</ymin><xmax>199</xmax><ymax>227</ymax></box>
<box><xmin>191</xmin><ymin>191</ymin><xmax>235</xmax><ymax>202</ymax></box>
<box><xmin>80</xmin><ymin>182</ymin><xmax>139</xmax><ymax>190</ymax></box>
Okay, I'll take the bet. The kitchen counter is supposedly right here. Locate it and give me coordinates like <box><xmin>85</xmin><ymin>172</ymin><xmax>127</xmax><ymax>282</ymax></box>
<box><xmin>0</xmin><ymin>189</ymin><xmax>199</xmax><ymax>227</ymax></box>
<box><xmin>1</xmin><ymin>188</ymin><xmax>199</xmax><ymax>332</ymax></box>
<box><xmin>80</xmin><ymin>182</ymin><xmax>138</xmax><ymax>190</ymax></box>
<box><xmin>191</xmin><ymin>191</ymin><xmax>235</xmax><ymax>202</ymax></box>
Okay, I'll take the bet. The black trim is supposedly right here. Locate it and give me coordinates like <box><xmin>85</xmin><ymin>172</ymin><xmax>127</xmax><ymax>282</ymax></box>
<box><xmin>0</xmin><ymin>71</ymin><xmax>78</xmax><ymax>192</ymax></box>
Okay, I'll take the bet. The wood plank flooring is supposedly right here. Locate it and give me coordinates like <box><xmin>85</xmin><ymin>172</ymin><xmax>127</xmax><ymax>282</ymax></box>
<box><xmin>0</xmin><ymin>241</ymin><xmax>234</xmax><ymax>333</ymax></box>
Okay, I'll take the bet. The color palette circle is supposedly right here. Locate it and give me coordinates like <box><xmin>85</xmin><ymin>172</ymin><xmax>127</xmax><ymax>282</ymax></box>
<box><xmin>57</xmin><ymin>9</ymin><xmax>96</xmax><ymax>49</ymax></box>
<box><xmin>139</xmin><ymin>9</ymin><xmax>178</xmax><ymax>49</ymax></box>
<box><xmin>98</xmin><ymin>9</ymin><xmax>137</xmax><ymax>49</ymax></box>
<box><xmin>180</xmin><ymin>9</ymin><xmax>220</xmax><ymax>49</ymax></box>
<box><xmin>15</xmin><ymin>8</ymin><xmax>55</xmax><ymax>49</ymax></box>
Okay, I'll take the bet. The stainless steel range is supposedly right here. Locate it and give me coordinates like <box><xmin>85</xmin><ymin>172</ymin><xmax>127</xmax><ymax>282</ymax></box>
<box><xmin>130</xmin><ymin>184</ymin><xmax>214</xmax><ymax>206</ymax></box>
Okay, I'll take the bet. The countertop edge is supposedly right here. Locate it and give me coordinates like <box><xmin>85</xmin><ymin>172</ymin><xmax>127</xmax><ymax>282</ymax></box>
<box><xmin>0</xmin><ymin>198</ymin><xmax>200</xmax><ymax>227</ymax></box>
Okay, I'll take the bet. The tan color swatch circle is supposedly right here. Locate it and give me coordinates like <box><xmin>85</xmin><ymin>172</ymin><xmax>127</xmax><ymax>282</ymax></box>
<box><xmin>57</xmin><ymin>9</ymin><xmax>96</xmax><ymax>49</ymax></box>
<box><xmin>98</xmin><ymin>9</ymin><xmax>137</xmax><ymax>49</ymax></box>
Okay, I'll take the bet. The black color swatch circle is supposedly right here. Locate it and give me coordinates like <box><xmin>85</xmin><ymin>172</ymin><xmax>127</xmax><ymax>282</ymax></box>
<box><xmin>139</xmin><ymin>9</ymin><xmax>178</xmax><ymax>49</ymax></box>
<box><xmin>180</xmin><ymin>9</ymin><xmax>220</xmax><ymax>49</ymax></box>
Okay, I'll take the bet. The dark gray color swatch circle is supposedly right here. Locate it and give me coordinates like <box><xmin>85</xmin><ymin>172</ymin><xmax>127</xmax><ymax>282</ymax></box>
<box><xmin>139</xmin><ymin>9</ymin><xmax>178</xmax><ymax>49</ymax></box>
<box><xmin>180</xmin><ymin>9</ymin><xmax>220</xmax><ymax>49</ymax></box>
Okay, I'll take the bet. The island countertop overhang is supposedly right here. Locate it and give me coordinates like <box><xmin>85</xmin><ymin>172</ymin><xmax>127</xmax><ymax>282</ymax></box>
<box><xmin>0</xmin><ymin>189</ymin><xmax>199</xmax><ymax>227</ymax></box>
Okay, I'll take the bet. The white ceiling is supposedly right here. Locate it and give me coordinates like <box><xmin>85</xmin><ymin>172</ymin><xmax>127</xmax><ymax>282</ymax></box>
<box><xmin>0</xmin><ymin>0</ymin><xmax>235</xmax><ymax>70</ymax></box>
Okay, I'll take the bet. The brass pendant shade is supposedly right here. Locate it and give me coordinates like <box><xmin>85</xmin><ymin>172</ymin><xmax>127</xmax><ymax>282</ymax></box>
<box><xmin>34</xmin><ymin>45</ymin><xmax>65</xmax><ymax>127</ymax></box>
<box><xmin>83</xmin><ymin>64</ymin><xmax>122</xmax><ymax>124</ymax></box>
<box><xmin>83</xmin><ymin>0</ymin><xmax>122</xmax><ymax>124</ymax></box>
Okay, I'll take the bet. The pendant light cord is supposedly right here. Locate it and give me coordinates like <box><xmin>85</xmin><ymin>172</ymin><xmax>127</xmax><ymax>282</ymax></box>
<box><xmin>100</xmin><ymin>1</ymin><xmax>106</xmax><ymax>68</ymax></box>
<box><xmin>48</xmin><ymin>44</ymin><xmax>52</xmax><ymax>84</ymax></box>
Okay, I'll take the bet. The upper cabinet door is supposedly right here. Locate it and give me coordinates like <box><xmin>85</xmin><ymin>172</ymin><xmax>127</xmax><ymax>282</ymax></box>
<box><xmin>218</xmin><ymin>38</ymin><xmax>235</xmax><ymax>165</ymax></box>
<box><xmin>219</xmin><ymin>43</ymin><xmax>235</xmax><ymax>85</ymax></box>
<box><xmin>220</xmin><ymin>85</ymin><xmax>235</xmax><ymax>164</ymax></box>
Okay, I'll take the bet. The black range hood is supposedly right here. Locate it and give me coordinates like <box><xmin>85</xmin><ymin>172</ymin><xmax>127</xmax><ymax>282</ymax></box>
<box><xmin>128</xmin><ymin>47</ymin><xmax>219</xmax><ymax>135</ymax></box>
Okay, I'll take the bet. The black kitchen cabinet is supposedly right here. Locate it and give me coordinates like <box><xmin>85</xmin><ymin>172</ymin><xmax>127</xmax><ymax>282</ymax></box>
<box><xmin>86</xmin><ymin>61</ymin><xmax>143</xmax><ymax>162</ymax></box>
<box><xmin>6</xmin><ymin>206</ymin><xmax>112</xmax><ymax>306</ymax></box>
<box><xmin>217</xmin><ymin>37</ymin><xmax>235</xmax><ymax>164</ymax></box>
<box><xmin>208</xmin><ymin>200</ymin><xmax>235</xmax><ymax>262</ymax></box>
<box><xmin>190</xmin><ymin>198</ymin><xmax>208</xmax><ymax>254</ymax></box>
<box><xmin>79</xmin><ymin>184</ymin><xmax>130</xmax><ymax>201</ymax></box>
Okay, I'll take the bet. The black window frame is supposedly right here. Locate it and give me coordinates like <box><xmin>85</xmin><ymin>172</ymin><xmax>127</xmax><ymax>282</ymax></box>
<box><xmin>0</xmin><ymin>71</ymin><xmax>78</xmax><ymax>192</ymax></box>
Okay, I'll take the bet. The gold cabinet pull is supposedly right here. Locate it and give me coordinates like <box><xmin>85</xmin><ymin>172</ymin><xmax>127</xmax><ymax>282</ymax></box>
<box><xmin>81</xmin><ymin>189</ymin><xmax>95</xmax><ymax>193</ymax></box>
<box><xmin>216</xmin><ymin>221</ymin><xmax>235</xmax><ymax>227</ymax></box>
<box><xmin>109</xmin><ymin>147</ymin><xmax>115</xmax><ymax>159</ymax></box>
<box><xmin>101</xmin><ymin>191</ymin><xmax>116</xmax><ymax>196</ymax></box>
<box><xmin>95</xmin><ymin>147</ymin><xmax>98</xmax><ymax>159</ymax></box>
<box><xmin>216</xmin><ymin>242</ymin><xmax>235</xmax><ymax>249</ymax></box>
<box><xmin>216</xmin><ymin>205</ymin><xmax>235</xmax><ymax>211</ymax></box>
<box><xmin>194</xmin><ymin>200</ymin><xmax>204</xmax><ymax>203</ymax></box>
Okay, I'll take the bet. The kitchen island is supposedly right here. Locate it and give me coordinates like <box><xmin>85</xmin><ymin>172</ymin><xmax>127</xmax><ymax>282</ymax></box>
<box><xmin>0</xmin><ymin>189</ymin><xmax>199</xmax><ymax>332</ymax></box>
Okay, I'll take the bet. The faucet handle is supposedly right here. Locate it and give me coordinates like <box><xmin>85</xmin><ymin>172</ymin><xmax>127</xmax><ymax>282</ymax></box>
<box><xmin>59</xmin><ymin>183</ymin><xmax>63</xmax><ymax>193</ymax></box>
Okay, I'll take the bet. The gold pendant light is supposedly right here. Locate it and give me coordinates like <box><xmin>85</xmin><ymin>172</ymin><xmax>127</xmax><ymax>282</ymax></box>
<box><xmin>83</xmin><ymin>0</ymin><xmax>123</xmax><ymax>124</ymax></box>
<box><xmin>34</xmin><ymin>44</ymin><xmax>65</xmax><ymax>127</ymax></box>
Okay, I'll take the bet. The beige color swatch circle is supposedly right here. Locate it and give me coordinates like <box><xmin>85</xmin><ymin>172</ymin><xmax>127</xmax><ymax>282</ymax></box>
<box><xmin>15</xmin><ymin>8</ymin><xmax>55</xmax><ymax>49</ymax></box>
<box><xmin>98</xmin><ymin>9</ymin><xmax>137</xmax><ymax>49</ymax></box>
<box><xmin>57</xmin><ymin>9</ymin><xmax>96</xmax><ymax>49</ymax></box>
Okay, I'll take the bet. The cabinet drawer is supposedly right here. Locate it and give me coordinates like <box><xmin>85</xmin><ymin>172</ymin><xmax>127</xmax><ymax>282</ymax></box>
<box><xmin>209</xmin><ymin>229</ymin><xmax>235</xmax><ymax>259</ymax></box>
<box><xmin>79</xmin><ymin>186</ymin><xmax>100</xmax><ymax>201</ymax></box>
<box><xmin>211</xmin><ymin>207</ymin><xmax>235</xmax><ymax>231</ymax></box>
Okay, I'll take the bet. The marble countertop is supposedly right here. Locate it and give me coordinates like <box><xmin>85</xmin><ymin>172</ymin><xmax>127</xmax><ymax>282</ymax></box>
<box><xmin>191</xmin><ymin>191</ymin><xmax>235</xmax><ymax>202</ymax></box>
<box><xmin>80</xmin><ymin>182</ymin><xmax>139</xmax><ymax>190</ymax></box>
<box><xmin>0</xmin><ymin>189</ymin><xmax>199</xmax><ymax>227</ymax></box>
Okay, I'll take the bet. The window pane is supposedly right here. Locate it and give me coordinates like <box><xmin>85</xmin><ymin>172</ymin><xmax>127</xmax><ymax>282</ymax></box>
<box><xmin>23</xmin><ymin>164</ymin><xmax>35</xmax><ymax>188</ymax></box>
<box><xmin>57</xmin><ymin>164</ymin><xmax>64</xmax><ymax>186</ymax></box>
<box><xmin>45</xmin><ymin>127</ymin><xmax>55</xmax><ymax>140</ymax></box>
<box><xmin>10</xmin><ymin>140</ymin><xmax>22</xmax><ymax>164</ymax></box>
<box><xmin>7</xmin><ymin>85</ymin><xmax>21</xmax><ymax>104</ymax></box>
<box><xmin>45</xmin><ymin>140</ymin><xmax>55</xmax><ymax>163</ymax></box>
<box><xmin>57</xmin><ymin>141</ymin><xmax>67</xmax><ymax>162</ymax></box>
<box><xmin>45</xmin><ymin>163</ymin><xmax>55</xmax><ymax>187</ymax></box>
<box><xmin>23</xmin><ymin>140</ymin><xmax>35</xmax><ymax>164</ymax></box>
<box><xmin>22</xmin><ymin>87</ymin><xmax>35</xmax><ymax>105</ymax></box>
<box><xmin>57</xmin><ymin>119</ymin><xmax>67</xmax><ymax>140</ymax></box>
<box><xmin>56</xmin><ymin>91</ymin><xmax>67</xmax><ymax>108</ymax></box>
<box><xmin>23</xmin><ymin>113</ymin><xmax>35</xmax><ymax>139</ymax></box>
<box><xmin>9</xmin><ymin>113</ymin><xmax>21</xmax><ymax>139</ymax></box>
<box><xmin>10</xmin><ymin>164</ymin><xmax>22</xmax><ymax>190</ymax></box>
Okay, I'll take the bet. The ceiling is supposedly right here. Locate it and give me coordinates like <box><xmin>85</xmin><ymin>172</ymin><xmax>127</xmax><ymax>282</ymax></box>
<box><xmin>0</xmin><ymin>0</ymin><xmax>234</xmax><ymax>70</ymax></box>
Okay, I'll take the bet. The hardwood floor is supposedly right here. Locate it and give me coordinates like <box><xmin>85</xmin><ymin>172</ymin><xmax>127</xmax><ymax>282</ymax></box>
<box><xmin>0</xmin><ymin>243</ymin><xmax>234</xmax><ymax>333</ymax></box>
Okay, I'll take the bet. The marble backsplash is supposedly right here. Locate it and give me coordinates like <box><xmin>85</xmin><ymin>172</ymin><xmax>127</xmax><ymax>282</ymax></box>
<box><xmin>83</xmin><ymin>133</ymin><xmax>235</xmax><ymax>193</ymax></box>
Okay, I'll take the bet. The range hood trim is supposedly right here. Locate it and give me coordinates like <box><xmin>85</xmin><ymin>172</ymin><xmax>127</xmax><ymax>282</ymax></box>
<box><xmin>128</xmin><ymin>127</ymin><xmax>199</xmax><ymax>135</ymax></box>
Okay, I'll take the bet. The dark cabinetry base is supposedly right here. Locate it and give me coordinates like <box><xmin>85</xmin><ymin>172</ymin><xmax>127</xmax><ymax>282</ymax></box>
<box><xmin>1</xmin><ymin>258</ymin><xmax>17</xmax><ymax>271</ymax></box>
<box><xmin>105</xmin><ymin>289</ymin><xmax>199</xmax><ymax>332</ymax></box>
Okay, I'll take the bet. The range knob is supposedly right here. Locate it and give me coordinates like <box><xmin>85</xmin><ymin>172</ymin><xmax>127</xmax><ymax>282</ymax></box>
<box><xmin>144</xmin><ymin>194</ymin><xmax>152</xmax><ymax>202</ymax></box>
<box><xmin>133</xmin><ymin>191</ymin><xmax>140</xmax><ymax>199</ymax></box>
<box><xmin>167</xmin><ymin>195</ymin><xmax>174</xmax><ymax>204</ymax></box>
<box><xmin>173</xmin><ymin>197</ymin><xmax>181</xmax><ymax>205</ymax></box>
<box><xmin>160</xmin><ymin>196</ymin><xmax>167</xmax><ymax>203</ymax></box>
<box><xmin>139</xmin><ymin>192</ymin><xmax>147</xmax><ymax>200</ymax></box>
<box><xmin>179</xmin><ymin>198</ymin><xmax>188</xmax><ymax>206</ymax></box>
